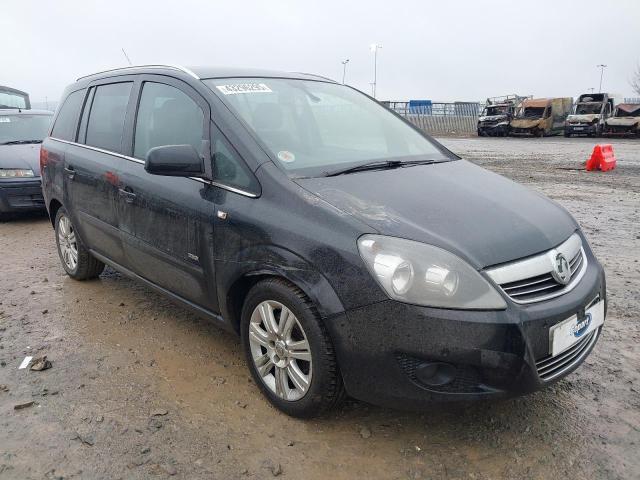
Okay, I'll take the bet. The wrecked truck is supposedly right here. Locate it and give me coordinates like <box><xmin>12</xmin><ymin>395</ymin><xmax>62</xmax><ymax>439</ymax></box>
<box><xmin>477</xmin><ymin>95</ymin><xmax>528</xmax><ymax>137</ymax></box>
<box><xmin>603</xmin><ymin>103</ymin><xmax>640</xmax><ymax>137</ymax></box>
<box><xmin>510</xmin><ymin>98</ymin><xmax>572</xmax><ymax>137</ymax></box>
<box><xmin>564</xmin><ymin>93</ymin><xmax>619</xmax><ymax>137</ymax></box>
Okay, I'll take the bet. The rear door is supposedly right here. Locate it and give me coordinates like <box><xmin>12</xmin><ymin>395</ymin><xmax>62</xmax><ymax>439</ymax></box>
<box><xmin>65</xmin><ymin>79</ymin><xmax>136</xmax><ymax>265</ymax></box>
<box><xmin>117</xmin><ymin>75</ymin><xmax>218</xmax><ymax>310</ymax></box>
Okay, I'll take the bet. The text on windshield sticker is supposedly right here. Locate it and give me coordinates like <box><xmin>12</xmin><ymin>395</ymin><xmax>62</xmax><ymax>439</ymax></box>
<box><xmin>216</xmin><ymin>83</ymin><xmax>273</xmax><ymax>95</ymax></box>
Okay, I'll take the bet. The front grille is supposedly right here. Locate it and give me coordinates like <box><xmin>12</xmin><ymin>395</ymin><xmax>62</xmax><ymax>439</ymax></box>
<box><xmin>500</xmin><ymin>249</ymin><xmax>583</xmax><ymax>302</ymax></box>
<box><xmin>396</xmin><ymin>354</ymin><xmax>484</xmax><ymax>393</ymax></box>
<box><xmin>535</xmin><ymin>329</ymin><xmax>599</xmax><ymax>382</ymax></box>
<box><xmin>485</xmin><ymin>233</ymin><xmax>587</xmax><ymax>304</ymax></box>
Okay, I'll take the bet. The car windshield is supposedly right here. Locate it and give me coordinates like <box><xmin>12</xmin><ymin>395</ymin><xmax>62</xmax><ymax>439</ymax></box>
<box><xmin>0</xmin><ymin>114</ymin><xmax>52</xmax><ymax>144</ymax></box>
<box><xmin>574</xmin><ymin>103</ymin><xmax>602</xmax><ymax>115</ymax></box>
<box><xmin>484</xmin><ymin>106</ymin><xmax>509</xmax><ymax>116</ymax></box>
<box><xmin>204</xmin><ymin>78</ymin><xmax>452</xmax><ymax>177</ymax></box>
<box><xmin>516</xmin><ymin>107</ymin><xmax>546</xmax><ymax>119</ymax></box>
<box><xmin>615</xmin><ymin>105</ymin><xmax>640</xmax><ymax>117</ymax></box>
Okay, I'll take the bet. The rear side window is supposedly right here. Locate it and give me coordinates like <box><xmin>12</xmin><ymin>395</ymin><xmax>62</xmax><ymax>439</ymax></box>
<box><xmin>51</xmin><ymin>90</ymin><xmax>85</xmax><ymax>141</ymax></box>
<box><xmin>85</xmin><ymin>82</ymin><xmax>132</xmax><ymax>152</ymax></box>
<box><xmin>133</xmin><ymin>82</ymin><xmax>204</xmax><ymax>159</ymax></box>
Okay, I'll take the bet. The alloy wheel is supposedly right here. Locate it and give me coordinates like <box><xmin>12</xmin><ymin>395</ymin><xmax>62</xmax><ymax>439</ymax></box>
<box><xmin>57</xmin><ymin>215</ymin><xmax>78</xmax><ymax>271</ymax></box>
<box><xmin>248</xmin><ymin>300</ymin><xmax>312</xmax><ymax>401</ymax></box>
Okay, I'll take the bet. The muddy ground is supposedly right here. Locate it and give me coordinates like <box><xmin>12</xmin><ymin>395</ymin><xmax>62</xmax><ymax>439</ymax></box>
<box><xmin>1</xmin><ymin>136</ymin><xmax>638</xmax><ymax>480</ymax></box>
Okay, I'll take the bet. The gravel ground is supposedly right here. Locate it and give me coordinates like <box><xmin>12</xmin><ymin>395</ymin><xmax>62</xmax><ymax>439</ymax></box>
<box><xmin>0</xmin><ymin>136</ymin><xmax>638</xmax><ymax>480</ymax></box>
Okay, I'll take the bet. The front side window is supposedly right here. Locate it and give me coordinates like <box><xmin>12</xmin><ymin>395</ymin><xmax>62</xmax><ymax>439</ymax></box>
<box><xmin>85</xmin><ymin>82</ymin><xmax>132</xmax><ymax>152</ymax></box>
<box><xmin>133</xmin><ymin>82</ymin><xmax>204</xmax><ymax>159</ymax></box>
<box><xmin>213</xmin><ymin>130</ymin><xmax>259</xmax><ymax>192</ymax></box>
<box><xmin>204</xmin><ymin>78</ymin><xmax>452</xmax><ymax>177</ymax></box>
<box><xmin>51</xmin><ymin>90</ymin><xmax>85</xmax><ymax>141</ymax></box>
<box><xmin>0</xmin><ymin>114</ymin><xmax>52</xmax><ymax>145</ymax></box>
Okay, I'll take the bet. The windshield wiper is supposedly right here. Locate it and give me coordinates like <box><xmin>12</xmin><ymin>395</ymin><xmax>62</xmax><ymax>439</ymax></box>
<box><xmin>323</xmin><ymin>159</ymin><xmax>438</xmax><ymax>177</ymax></box>
<box><xmin>1</xmin><ymin>140</ymin><xmax>43</xmax><ymax>145</ymax></box>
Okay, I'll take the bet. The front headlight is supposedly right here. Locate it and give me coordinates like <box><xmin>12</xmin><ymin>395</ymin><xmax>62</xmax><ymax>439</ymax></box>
<box><xmin>358</xmin><ymin>235</ymin><xmax>507</xmax><ymax>309</ymax></box>
<box><xmin>0</xmin><ymin>168</ymin><xmax>35</xmax><ymax>178</ymax></box>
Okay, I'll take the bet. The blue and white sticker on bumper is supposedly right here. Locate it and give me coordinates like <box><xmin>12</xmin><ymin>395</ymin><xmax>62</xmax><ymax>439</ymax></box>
<box><xmin>549</xmin><ymin>299</ymin><xmax>605</xmax><ymax>357</ymax></box>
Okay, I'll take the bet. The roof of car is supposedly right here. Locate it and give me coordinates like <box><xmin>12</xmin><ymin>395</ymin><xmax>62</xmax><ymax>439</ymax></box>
<box><xmin>76</xmin><ymin>64</ymin><xmax>336</xmax><ymax>84</ymax></box>
<box><xmin>0</xmin><ymin>108</ymin><xmax>53</xmax><ymax>115</ymax></box>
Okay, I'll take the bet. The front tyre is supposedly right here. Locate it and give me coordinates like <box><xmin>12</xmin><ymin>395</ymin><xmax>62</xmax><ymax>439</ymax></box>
<box><xmin>241</xmin><ymin>278</ymin><xmax>344</xmax><ymax>418</ymax></box>
<box><xmin>55</xmin><ymin>207</ymin><xmax>104</xmax><ymax>280</ymax></box>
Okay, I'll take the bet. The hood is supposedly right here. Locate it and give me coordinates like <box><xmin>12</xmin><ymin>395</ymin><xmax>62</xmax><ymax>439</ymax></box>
<box><xmin>295</xmin><ymin>160</ymin><xmax>577</xmax><ymax>268</ymax></box>
<box><xmin>510</xmin><ymin>118</ymin><xmax>543</xmax><ymax>129</ymax></box>
<box><xmin>0</xmin><ymin>143</ymin><xmax>41</xmax><ymax>175</ymax></box>
<box><xmin>567</xmin><ymin>114</ymin><xmax>599</xmax><ymax>123</ymax></box>
<box><xmin>479</xmin><ymin>114</ymin><xmax>508</xmax><ymax>123</ymax></box>
<box><xmin>607</xmin><ymin>117</ymin><xmax>640</xmax><ymax>127</ymax></box>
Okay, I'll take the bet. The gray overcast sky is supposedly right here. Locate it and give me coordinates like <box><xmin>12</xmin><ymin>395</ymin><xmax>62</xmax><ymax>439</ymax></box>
<box><xmin>2</xmin><ymin>0</ymin><xmax>640</xmax><ymax>104</ymax></box>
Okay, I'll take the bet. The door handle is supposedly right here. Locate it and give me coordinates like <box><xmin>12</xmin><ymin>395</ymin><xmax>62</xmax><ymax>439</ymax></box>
<box><xmin>118</xmin><ymin>187</ymin><xmax>137</xmax><ymax>203</ymax></box>
<box><xmin>64</xmin><ymin>166</ymin><xmax>75</xmax><ymax>180</ymax></box>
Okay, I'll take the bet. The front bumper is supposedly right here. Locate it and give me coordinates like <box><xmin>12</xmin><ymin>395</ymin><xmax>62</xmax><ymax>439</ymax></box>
<box><xmin>0</xmin><ymin>178</ymin><xmax>45</xmax><ymax>213</ymax></box>
<box><xmin>565</xmin><ymin>124</ymin><xmax>598</xmax><ymax>135</ymax></box>
<box><xmin>477</xmin><ymin>123</ymin><xmax>510</xmax><ymax>136</ymax></box>
<box><xmin>603</xmin><ymin>125</ymin><xmax>639</xmax><ymax>137</ymax></box>
<box><xmin>509</xmin><ymin>127</ymin><xmax>540</xmax><ymax>136</ymax></box>
<box><xmin>325</xmin><ymin>248</ymin><xmax>606</xmax><ymax>410</ymax></box>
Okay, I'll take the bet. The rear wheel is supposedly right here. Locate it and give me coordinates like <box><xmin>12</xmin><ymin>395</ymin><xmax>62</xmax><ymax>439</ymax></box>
<box><xmin>55</xmin><ymin>207</ymin><xmax>104</xmax><ymax>280</ymax></box>
<box><xmin>241</xmin><ymin>278</ymin><xmax>344</xmax><ymax>418</ymax></box>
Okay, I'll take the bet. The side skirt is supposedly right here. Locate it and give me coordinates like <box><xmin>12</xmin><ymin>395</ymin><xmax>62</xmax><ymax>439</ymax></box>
<box><xmin>90</xmin><ymin>250</ymin><xmax>235</xmax><ymax>335</ymax></box>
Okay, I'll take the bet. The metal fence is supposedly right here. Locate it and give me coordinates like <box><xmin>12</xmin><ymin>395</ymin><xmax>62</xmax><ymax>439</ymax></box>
<box><xmin>385</xmin><ymin>101</ymin><xmax>481</xmax><ymax>135</ymax></box>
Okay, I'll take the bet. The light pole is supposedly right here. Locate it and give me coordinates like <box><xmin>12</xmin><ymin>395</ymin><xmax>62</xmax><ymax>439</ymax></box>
<box><xmin>588</xmin><ymin>87</ymin><xmax>595</xmax><ymax>94</ymax></box>
<box><xmin>597</xmin><ymin>64</ymin><xmax>607</xmax><ymax>93</ymax></box>
<box><xmin>370</xmin><ymin>43</ymin><xmax>382</xmax><ymax>98</ymax></box>
<box><xmin>341</xmin><ymin>59</ymin><xmax>350</xmax><ymax>84</ymax></box>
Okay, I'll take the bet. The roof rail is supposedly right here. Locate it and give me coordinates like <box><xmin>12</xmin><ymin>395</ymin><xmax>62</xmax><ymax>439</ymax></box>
<box><xmin>76</xmin><ymin>64</ymin><xmax>200</xmax><ymax>82</ymax></box>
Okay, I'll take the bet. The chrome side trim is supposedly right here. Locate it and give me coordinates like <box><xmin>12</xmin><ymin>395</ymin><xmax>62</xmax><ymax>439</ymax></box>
<box><xmin>50</xmin><ymin>137</ymin><xmax>144</xmax><ymax>164</ymax></box>
<box><xmin>48</xmin><ymin>137</ymin><xmax>258</xmax><ymax>198</ymax></box>
<box><xmin>189</xmin><ymin>177</ymin><xmax>259</xmax><ymax>198</ymax></box>
<box><xmin>76</xmin><ymin>64</ymin><xmax>200</xmax><ymax>81</ymax></box>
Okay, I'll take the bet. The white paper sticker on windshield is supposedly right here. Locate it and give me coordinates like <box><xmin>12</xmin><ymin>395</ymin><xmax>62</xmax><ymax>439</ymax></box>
<box><xmin>216</xmin><ymin>83</ymin><xmax>272</xmax><ymax>95</ymax></box>
<box><xmin>0</xmin><ymin>117</ymin><xmax>11</xmax><ymax>123</ymax></box>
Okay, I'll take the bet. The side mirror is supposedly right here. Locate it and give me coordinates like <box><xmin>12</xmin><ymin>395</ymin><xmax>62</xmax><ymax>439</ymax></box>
<box><xmin>145</xmin><ymin>145</ymin><xmax>205</xmax><ymax>178</ymax></box>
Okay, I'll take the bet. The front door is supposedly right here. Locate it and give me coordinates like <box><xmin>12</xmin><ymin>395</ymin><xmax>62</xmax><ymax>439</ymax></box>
<box><xmin>117</xmin><ymin>76</ymin><xmax>218</xmax><ymax>311</ymax></box>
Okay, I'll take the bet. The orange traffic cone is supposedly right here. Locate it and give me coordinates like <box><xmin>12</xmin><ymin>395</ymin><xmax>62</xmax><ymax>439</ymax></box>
<box><xmin>586</xmin><ymin>144</ymin><xmax>616</xmax><ymax>172</ymax></box>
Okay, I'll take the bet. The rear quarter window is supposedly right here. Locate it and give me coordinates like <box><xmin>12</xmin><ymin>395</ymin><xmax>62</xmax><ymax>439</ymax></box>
<box><xmin>51</xmin><ymin>90</ymin><xmax>85</xmax><ymax>141</ymax></box>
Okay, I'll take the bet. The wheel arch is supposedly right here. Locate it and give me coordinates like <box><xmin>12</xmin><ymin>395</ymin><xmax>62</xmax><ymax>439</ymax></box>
<box><xmin>48</xmin><ymin>198</ymin><xmax>63</xmax><ymax>228</ymax></box>
<box><xmin>219</xmin><ymin>253</ymin><xmax>345</xmax><ymax>335</ymax></box>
